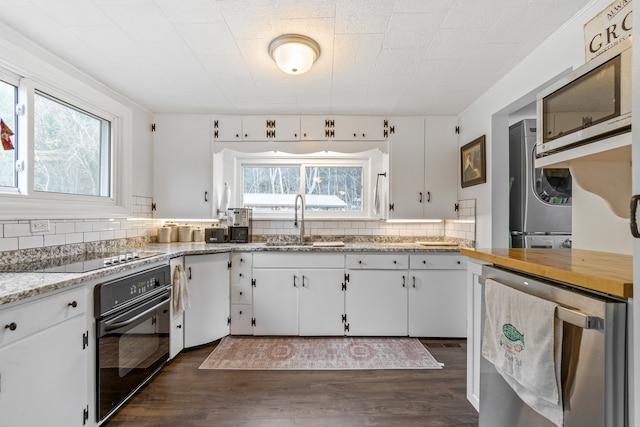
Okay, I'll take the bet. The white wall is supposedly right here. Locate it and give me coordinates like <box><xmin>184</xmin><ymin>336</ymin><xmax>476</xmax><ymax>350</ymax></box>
<box><xmin>457</xmin><ymin>0</ymin><xmax>629</xmax><ymax>250</ymax></box>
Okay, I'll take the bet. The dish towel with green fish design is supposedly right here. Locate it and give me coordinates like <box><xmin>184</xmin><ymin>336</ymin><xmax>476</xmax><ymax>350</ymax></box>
<box><xmin>482</xmin><ymin>278</ymin><xmax>563</xmax><ymax>426</ymax></box>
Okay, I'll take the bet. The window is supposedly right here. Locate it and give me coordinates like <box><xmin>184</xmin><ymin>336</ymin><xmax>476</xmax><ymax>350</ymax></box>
<box><xmin>241</xmin><ymin>161</ymin><xmax>365</xmax><ymax>216</ymax></box>
<box><xmin>33</xmin><ymin>92</ymin><xmax>111</xmax><ymax>197</ymax></box>
<box><xmin>0</xmin><ymin>78</ymin><xmax>18</xmax><ymax>189</ymax></box>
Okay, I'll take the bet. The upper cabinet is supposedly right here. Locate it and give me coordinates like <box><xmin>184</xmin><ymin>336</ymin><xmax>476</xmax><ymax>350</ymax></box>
<box><xmin>214</xmin><ymin>115</ymin><xmax>389</xmax><ymax>142</ymax></box>
<box><xmin>389</xmin><ymin>116</ymin><xmax>458</xmax><ymax>219</ymax></box>
<box><xmin>152</xmin><ymin>114</ymin><xmax>213</xmax><ymax>219</ymax></box>
<box><xmin>212</xmin><ymin>115</ymin><xmax>242</xmax><ymax>141</ymax></box>
<box><xmin>241</xmin><ymin>116</ymin><xmax>301</xmax><ymax>141</ymax></box>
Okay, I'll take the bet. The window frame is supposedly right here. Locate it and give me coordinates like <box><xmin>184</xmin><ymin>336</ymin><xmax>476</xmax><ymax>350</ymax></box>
<box><xmin>0</xmin><ymin>69</ymin><xmax>20</xmax><ymax>194</ymax></box>
<box><xmin>231</xmin><ymin>152</ymin><xmax>374</xmax><ymax>220</ymax></box>
<box><xmin>0</xmin><ymin>74</ymin><xmax>132</xmax><ymax>219</ymax></box>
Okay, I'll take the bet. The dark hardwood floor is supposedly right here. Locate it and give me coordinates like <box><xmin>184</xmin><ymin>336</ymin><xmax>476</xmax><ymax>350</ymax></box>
<box><xmin>105</xmin><ymin>338</ymin><xmax>478</xmax><ymax>427</ymax></box>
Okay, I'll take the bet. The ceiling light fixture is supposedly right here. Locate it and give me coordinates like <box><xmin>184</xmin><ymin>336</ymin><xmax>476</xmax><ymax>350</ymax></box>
<box><xmin>269</xmin><ymin>34</ymin><xmax>320</xmax><ymax>75</ymax></box>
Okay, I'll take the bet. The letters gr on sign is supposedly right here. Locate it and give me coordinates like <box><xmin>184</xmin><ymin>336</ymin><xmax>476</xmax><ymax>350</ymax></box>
<box><xmin>583</xmin><ymin>0</ymin><xmax>633</xmax><ymax>61</ymax></box>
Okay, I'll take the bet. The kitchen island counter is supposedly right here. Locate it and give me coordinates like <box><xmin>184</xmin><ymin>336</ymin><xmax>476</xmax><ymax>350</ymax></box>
<box><xmin>461</xmin><ymin>247</ymin><xmax>633</xmax><ymax>298</ymax></box>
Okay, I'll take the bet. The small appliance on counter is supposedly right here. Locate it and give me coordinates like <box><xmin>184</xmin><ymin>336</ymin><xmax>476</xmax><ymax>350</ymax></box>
<box><xmin>205</xmin><ymin>227</ymin><xmax>226</xmax><ymax>243</ymax></box>
<box><xmin>227</xmin><ymin>208</ymin><xmax>252</xmax><ymax>243</ymax></box>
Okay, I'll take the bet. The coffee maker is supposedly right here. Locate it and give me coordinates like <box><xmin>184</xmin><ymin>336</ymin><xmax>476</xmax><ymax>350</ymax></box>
<box><xmin>227</xmin><ymin>208</ymin><xmax>252</xmax><ymax>243</ymax></box>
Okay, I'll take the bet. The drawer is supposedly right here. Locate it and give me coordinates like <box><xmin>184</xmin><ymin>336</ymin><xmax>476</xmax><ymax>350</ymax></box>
<box><xmin>231</xmin><ymin>252</ymin><xmax>252</xmax><ymax>276</ymax></box>
<box><xmin>346</xmin><ymin>254</ymin><xmax>408</xmax><ymax>270</ymax></box>
<box><xmin>230</xmin><ymin>304</ymin><xmax>253</xmax><ymax>335</ymax></box>
<box><xmin>410</xmin><ymin>254</ymin><xmax>467</xmax><ymax>270</ymax></box>
<box><xmin>0</xmin><ymin>286</ymin><xmax>87</xmax><ymax>347</ymax></box>
<box><xmin>253</xmin><ymin>253</ymin><xmax>344</xmax><ymax>269</ymax></box>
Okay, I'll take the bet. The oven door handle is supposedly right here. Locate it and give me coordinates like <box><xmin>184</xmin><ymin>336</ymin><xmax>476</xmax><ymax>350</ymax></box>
<box><xmin>104</xmin><ymin>297</ymin><xmax>168</xmax><ymax>332</ymax></box>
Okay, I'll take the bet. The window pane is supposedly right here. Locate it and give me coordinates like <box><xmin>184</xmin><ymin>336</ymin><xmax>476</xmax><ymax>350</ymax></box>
<box><xmin>243</xmin><ymin>165</ymin><xmax>300</xmax><ymax>212</ymax></box>
<box><xmin>33</xmin><ymin>92</ymin><xmax>111</xmax><ymax>197</ymax></box>
<box><xmin>305</xmin><ymin>166</ymin><xmax>362</xmax><ymax>211</ymax></box>
<box><xmin>0</xmin><ymin>80</ymin><xmax>17</xmax><ymax>188</ymax></box>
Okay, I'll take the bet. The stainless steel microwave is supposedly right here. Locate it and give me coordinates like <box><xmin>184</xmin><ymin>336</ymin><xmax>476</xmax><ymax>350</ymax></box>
<box><xmin>536</xmin><ymin>38</ymin><xmax>631</xmax><ymax>155</ymax></box>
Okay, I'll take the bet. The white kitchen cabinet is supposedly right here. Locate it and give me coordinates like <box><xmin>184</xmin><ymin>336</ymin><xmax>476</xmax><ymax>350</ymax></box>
<box><xmin>298</xmin><ymin>268</ymin><xmax>345</xmax><ymax>336</ymax></box>
<box><xmin>465</xmin><ymin>257</ymin><xmax>489</xmax><ymax>411</ymax></box>
<box><xmin>408</xmin><ymin>254</ymin><xmax>467</xmax><ymax>337</ymax></box>
<box><xmin>252</xmin><ymin>268</ymin><xmax>299</xmax><ymax>335</ymax></box>
<box><xmin>241</xmin><ymin>115</ymin><xmax>301</xmax><ymax>141</ymax></box>
<box><xmin>389</xmin><ymin>116</ymin><xmax>458</xmax><ymax>219</ymax></box>
<box><xmin>152</xmin><ymin>114</ymin><xmax>213</xmax><ymax>218</ymax></box>
<box><xmin>183</xmin><ymin>253</ymin><xmax>230</xmax><ymax>347</ymax></box>
<box><xmin>212</xmin><ymin>115</ymin><xmax>243</xmax><ymax>141</ymax></box>
<box><xmin>0</xmin><ymin>287</ymin><xmax>89</xmax><ymax>426</ymax></box>
<box><xmin>252</xmin><ymin>253</ymin><xmax>345</xmax><ymax>336</ymax></box>
<box><xmin>300</xmin><ymin>115</ymin><xmax>331</xmax><ymax>140</ymax></box>
<box><xmin>169</xmin><ymin>257</ymin><xmax>184</xmax><ymax>359</ymax></box>
<box><xmin>331</xmin><ymin>115</ymin><xmax>388</xmax><ymax>141</ymax></box>
<box><xmin>345</xmin><ymin>254</ymin><xmax>409</xmax><ymax>336</ymax></box>
<box><xmin>230</xmin><ymin>252</ymin><xmax>253</xmax><ymax>335</ymax></box>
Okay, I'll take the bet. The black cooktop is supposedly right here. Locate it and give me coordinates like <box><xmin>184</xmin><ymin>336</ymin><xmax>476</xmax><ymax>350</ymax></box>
<box><xmin>1</xmin><ymin>251</ymin><xmax>165</xmax><ymax>273</ymax></box>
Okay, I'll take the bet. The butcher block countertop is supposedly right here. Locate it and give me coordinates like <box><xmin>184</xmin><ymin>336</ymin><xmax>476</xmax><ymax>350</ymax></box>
<box><xmin>460</xmin><ymin>248</ymin><xmax>633</xmax><ymax>299</ymax></box>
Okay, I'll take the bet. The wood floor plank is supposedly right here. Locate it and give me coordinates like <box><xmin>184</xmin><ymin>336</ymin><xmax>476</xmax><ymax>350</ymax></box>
<box><xmin>104</xmin><ymin>338</ymin><xmax>477</xmax><ymax>427</ymax></box>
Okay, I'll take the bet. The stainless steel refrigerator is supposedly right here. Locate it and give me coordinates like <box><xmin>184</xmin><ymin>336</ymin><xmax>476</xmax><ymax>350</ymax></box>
<box><xmin>509</xmin><ymin>119</ymin><xmax>572</xmax><ymax>248</ymax></box>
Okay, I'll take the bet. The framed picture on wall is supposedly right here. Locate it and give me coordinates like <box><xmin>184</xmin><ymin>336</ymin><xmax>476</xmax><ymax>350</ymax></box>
<box><xmin>460</xmin><ymin>135</ymin><xmax>486</xmax><ymax>188</ymax></box>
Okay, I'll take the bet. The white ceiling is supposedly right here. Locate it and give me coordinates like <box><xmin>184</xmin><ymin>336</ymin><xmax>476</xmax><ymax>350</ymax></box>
<box><xmin>0</xmin><ymin>0</ymin><xmax>591</xmax><ymax>115</ymax></box>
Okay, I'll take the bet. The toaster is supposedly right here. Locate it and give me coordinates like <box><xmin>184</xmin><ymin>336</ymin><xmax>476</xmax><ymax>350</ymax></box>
<box><xmin>204</xmin><ymin>227</ymin><xmax>226</xmax><ymax>243</ymax></box>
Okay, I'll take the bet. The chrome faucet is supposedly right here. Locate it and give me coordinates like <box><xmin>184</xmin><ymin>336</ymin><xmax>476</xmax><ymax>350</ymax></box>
<box><xmin>294</xmin><ymin>193</ymin><xmax>305</xmax><ymax>244</ymax></box>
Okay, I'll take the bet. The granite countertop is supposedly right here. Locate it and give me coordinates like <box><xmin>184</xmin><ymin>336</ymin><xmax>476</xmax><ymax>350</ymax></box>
<box><xmin>461</xmin><ymin>248</ymin><xmax>633</xmax><ymax>299</ymax></box>
<box><xmin>0</xmin><ymin>242</ymin><xmax>462</xmax><ymax>307</ymax></box>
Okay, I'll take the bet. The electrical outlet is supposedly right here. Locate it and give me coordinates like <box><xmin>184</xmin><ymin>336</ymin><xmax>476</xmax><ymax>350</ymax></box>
<box><xmin>30</xmin><ymin>219</ymin><xmax>50</xmax><ymax>233</ymax></box>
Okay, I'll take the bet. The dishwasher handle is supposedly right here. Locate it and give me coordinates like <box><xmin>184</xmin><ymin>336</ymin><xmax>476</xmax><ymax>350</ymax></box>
<box><xmin>479</xmin><ymin>275</ymin><xmax>603</xmax><ymax>330</ymax></box>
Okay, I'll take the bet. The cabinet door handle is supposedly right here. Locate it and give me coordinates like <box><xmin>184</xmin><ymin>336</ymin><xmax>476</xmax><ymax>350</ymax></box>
<box><xmin>402</xmin><ymin>275</ymin><xmax>406</xmax><ymax>288</ymax></box>
<box><xmin>427</xmin><ymin>191</ymin><xmax>431</xmax><ymax>202</ymax></box>
<box><xmin>302</xmin><ymin>275</ymin><xmax>307</xmax><ymax>288</ymax></box>
<box><xmin>293</xmin><ymin>275</ymin><xmax>298</xmax><ymax>287</ymax></box>
<box><xmin>204</xmin><ymin>191</ymin><xmax>209</xmax><ymax>202</ymax></box>
<box><xmin>631</xmin><ymin>195</ymin><xmax>640</xmax><ymax>238</ymax></box>
<box><xmin>188</xmin><ymin>267</ymin><xmax>192</xmax><ymax>280</ymax></box>
<box><xmin>412</xmin><ymin>276</ymin><xmax>416</xmax><ymax>288</ymax></box>
<box><xmin>419</xmin><ymin>192</ymin><xmax>423</xmax><ymax>203</ymax></box>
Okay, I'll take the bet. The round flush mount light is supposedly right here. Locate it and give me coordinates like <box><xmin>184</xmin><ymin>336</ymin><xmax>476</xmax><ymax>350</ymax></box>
<box><xmin>269</xmin><ymin>34</ymin><xmax>320</xmax><ymax>75</ymax></box>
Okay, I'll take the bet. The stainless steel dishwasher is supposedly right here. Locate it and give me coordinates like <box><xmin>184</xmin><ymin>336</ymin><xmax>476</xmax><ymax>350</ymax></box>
<box><xmin>479</xmin><ymin>265</ymin><xmax>627</xmax><ymax>427</ymax></box>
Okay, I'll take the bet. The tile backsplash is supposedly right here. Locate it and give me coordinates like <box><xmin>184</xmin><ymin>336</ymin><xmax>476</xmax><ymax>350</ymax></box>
<box><xmin>0</xmin><ymin>197</ymin><xmax>475</xmax><ymax>260</ymax></box>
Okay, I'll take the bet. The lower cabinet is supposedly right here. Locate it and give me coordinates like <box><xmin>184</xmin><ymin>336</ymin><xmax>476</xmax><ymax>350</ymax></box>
<box><xmin>0</xmin><ymin>287</ymin><xmax>89</xmax><ymax>426</ymax></box>
<box><xmin>298</xmin><ymin>269</ymin><xmax>345</xmax><ymax>336</ymax></box>
<box><xmin>184</xmin><ymin>253</ymin><xmax>230</xmax><ymax>347</ymax></box>
<box><xmin>345</xmin><ymin>254</ymin><xmax>409</xmax><ymax>336</ymax></box>
<box><xmin>169</xmin><ymin>256</ymin><xmax>185</xmax><ymax>359</ymax></box>
<box><xmin>252</xmin><ymin>268</ymin><xmax>299</xmax><ymax>335</ymax></box>
<box><xmin>229</xmin><ymin>252</ymin><xmax>253</xmax><ymax>335</ymax></box>
<box><xmin>408</xmin><ymin>254</ymin><xmax>467</xmax><ymax>337</ymax></box>
<box><xmin>345</xmin><ymin>270</ymin><xmax>408</xmax><ymax>336</ymax></box>
<box><xmin>252</xmin><ymin>253</ymin><xmax>345</xmax><ymax>336</ymax></box>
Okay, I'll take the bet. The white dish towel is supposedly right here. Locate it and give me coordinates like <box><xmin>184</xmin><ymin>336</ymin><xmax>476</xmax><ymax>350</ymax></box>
<box><xmin>172</xmin><ymin>264</ymin><xmax>190</xmax><ymax>315</ymax></box>
<box><xmin>482</xmin><ymin>278</ymin><xmax>563</xmax><ymax>426</ymax></box>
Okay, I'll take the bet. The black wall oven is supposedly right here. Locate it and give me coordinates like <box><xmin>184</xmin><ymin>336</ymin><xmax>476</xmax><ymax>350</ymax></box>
<box><xmin>94</xmin><ymin>265</ymin><xmax>171</xmax><ymax>423</ymax></box>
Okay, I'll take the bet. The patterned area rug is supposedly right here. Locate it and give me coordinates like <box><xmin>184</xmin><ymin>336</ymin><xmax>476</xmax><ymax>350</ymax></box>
<box><xmin>199</xmin><ymin>336</ymin><xmax>443</xmax><ymax>370</ymax></box>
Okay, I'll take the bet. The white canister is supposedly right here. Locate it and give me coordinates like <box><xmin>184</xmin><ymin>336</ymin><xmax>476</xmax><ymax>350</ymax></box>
<box><xmin>193</xmin><ymin>227</ymin><xmax>205</xmax><ymax>242</ymax></box>
<box><xmin>166</xmin><ymin>223</ymin><xmax>179</xmax><ymax>242</ymax></box>
<box><xmin>179</xmin><ymin>225</ymin><xmax>193</xmax><ymax>242</ymax></box>
<box><xmin>157</xmin><ymin>227</ymin><xmax>171</xmax><ymax>243</ymax></box>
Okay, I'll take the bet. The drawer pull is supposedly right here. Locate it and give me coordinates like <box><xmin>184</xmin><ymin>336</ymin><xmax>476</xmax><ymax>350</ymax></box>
<box><xmin>68</xmin><ymin>301</ymin><xmax>78</xmax><ymax>308</ymax></box>
<box><xmin>358</xmin><ymin>260</ymin><xmax>362</xmax><ymax>264</ymax></box>
<box><xmin>239</xmin><ymin>291</ymin><xmax>243</xmax><ymax>295</ymax></box>
<box><xmin>177</xmin><ymin>325</ymin><xmax>182</xmax><ymax>329</ymax></box>
<box><xmin>393</xmin><ymin>260</ymin><xmax>397</xmax><ymax>264</ymax></box>
<box><xmin>5</xmin><ymin>322</ymin><xmax>17</xmax><ymax>331</ymax></box>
